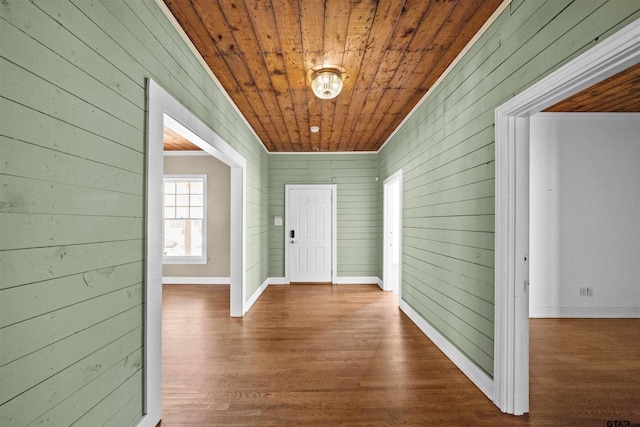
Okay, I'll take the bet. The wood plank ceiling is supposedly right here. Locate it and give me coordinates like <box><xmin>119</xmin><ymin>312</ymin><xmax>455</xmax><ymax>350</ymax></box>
<box><xmin>163</xmin><ymin>127</ymin><xmax>202</xmax><ymax>150</ymax></box>
<box><xmin>163</xmin><ymin>60</ymin><xmax>640</xmax><ymax>151</ymax></box>
<box><xmin>163</xmin><ymin>0</ymin><xmax>504</xmax><ymax>152</ymax></box>
<box><xmin>544</xmin><ymin>62</ymin><xmax>640</xmax><ymax>113</ymax></box>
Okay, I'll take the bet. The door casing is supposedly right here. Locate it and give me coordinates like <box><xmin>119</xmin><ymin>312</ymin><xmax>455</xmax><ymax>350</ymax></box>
<box><xmin>383</xmin><ymin>170</ymin><xmax>403</xmax><ymax>299</ymax></box>
<box><xmin>285</xmin><ymin>184</ymin><xmax>337</xmax><ymax>284</ymax></box>
<box><xmin>493</xmin><ymin>19</ymin><xmax>640</xmax><ymax>416</ymax></box>
<box><xmin>143</xmin><ymin>79</ymin><xmax>247</xmax><ymax>426</ymax></box>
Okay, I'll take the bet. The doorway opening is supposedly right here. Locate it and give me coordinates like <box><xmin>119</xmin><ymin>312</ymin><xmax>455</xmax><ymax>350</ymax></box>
<box><xmin>383</xmin><ymin>170</ymin><xmax>403</xmax><ymax>298</ymax></box>
<box><xmin>493</xmin><ymin>20</ymin><xmax>640</xmax><ymax>415</ymax></box>
<box><xmin>143</xmin><ymin>79</ymin><xmax>247</xmax><ymax>426</ymax></box>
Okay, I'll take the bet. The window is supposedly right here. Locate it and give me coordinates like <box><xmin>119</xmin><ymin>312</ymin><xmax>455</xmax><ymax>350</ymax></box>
<box><xmin>163</xmin><ymin>175</ymin><xmax>206</xmax><ymax>263</ymax></box>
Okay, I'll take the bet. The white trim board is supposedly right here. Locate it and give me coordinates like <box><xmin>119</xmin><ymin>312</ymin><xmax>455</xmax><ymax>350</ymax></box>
<box><xmin>269</xmin><ymin>151</ymin><xmax>378</xmax><ymax>156</ymax></box>
<box><xmin>333</xmin><ymin>276</ymin><xmax>380</xmax><ymax>285</ymax></box>
<box><xmin>533</xmin><ymin>112</ymin><xmax>640</xmax><ymax>119</ymax></box>
<box><xmin>245</xmin><ymin>278</ymin><xmax>269</xmax><ymax>312</ymax></box>
<box><xmin>162</xmin><ymin>277</ymin><xmax>230</xmax><ymax>285</ymax></box>
<box><xmin>493</xmin><ymin>18</ymin><xmax>640</xmax><ymax>416</ymax></box>
<box><xmin>141</xmin><ymin>79</ymin><xmax>248</xmax><ymax>427</ymax></box>
<box><xmin>268</xmin><ymin>277</ymin><xmax>381</xmax><ymax>286</ymax></box>
<box><xmin>400</xmin><ymin>299</ymin><xmax>494</xmax><ymax>400</ymax></box>
<box><xmin>530</xmin><ymin>307</ymin><xmax>640</xmax><ymax>318</ymax></box>
<box><xmin>163</xmin><ymin>150</ymin><xmax>210</xmax><ymax>156</ymax></box>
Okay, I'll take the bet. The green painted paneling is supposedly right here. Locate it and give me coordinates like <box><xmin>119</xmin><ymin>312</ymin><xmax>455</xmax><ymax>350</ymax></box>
<box><xmin>72</xmin><ymin>371</ymin><xmax>143</xmax><ymax>427</ymax></box>
<box><xmin>269</xmin><ymin>154</ymin><xmax>379</xmax><ymax>277</ymax></box>
<box><xmin>0</xmin><ymin>0</ymin><xmax>268</xmax><ymax>425</ymax></box>
<box><xmin>2</xmin><ymin>1</ymin><xmax>638</xmax><ymax>423</ymax></box>
<box><xmin>0</xmin><ymin>307</ymin><xmax>143</xmax><ymax>405</ymax></box>
<box><xmin>379</xmin><ymin>0</ymin><xmax>640</xmax><ymax>376</ymax></box>
<box><xmin>0</xmin><ymin>262</ymin><xmax>143</xmax><ymax>328</ymax></box>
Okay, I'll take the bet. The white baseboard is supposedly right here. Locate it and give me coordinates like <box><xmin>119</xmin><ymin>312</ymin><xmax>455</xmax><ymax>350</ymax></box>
<box><xmin>530</xmin><ymin>306</ymin><xmax>640</xmax><ymax>318</ymax></box>
<box><xmin>162</xmin><ymin>276</ymin><xmax>230</xmax><ymax>285</ymax></box>
<box><xmin>333</xmin><ymin>276</ymin><xmax>379</xmax><ymax>285</ymax></box>
<box><xmin>377</xmin><ymin>277</ymin><xmax>384</xmax><ymax>290</ymax></box>
<box><xmin>245</xmin><ymin>278</ymin><xmax>269</xmax><ymax>312</ymax></box>
<box><xmin>265</xmin><ymin>277</ymin><xmax>379</xmax><ymax>285</ymax></box>
<box><xmin>399</xmin><ymin>299</ymin><xmax>494</xmax><ymax>401</ymax></box>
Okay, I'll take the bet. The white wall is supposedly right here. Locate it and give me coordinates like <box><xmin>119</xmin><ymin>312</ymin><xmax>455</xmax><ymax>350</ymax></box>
<box><xmin>529</xmin><ymin>113</ymin><xmax>640</xmax><ymax>318</ymax></box>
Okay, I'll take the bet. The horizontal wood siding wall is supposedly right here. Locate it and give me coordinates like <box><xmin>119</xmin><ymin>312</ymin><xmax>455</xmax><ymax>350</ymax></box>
<box><xmin>378</xmin><ymin>0</ymin><xmax>640</xmax><ymax>377</ymax></box>
<box><xmin>269</xmin><ymin>154</ymin><xmax>378</xmax><ymax>278</ymax></box>
<box><xmin>0</xmin><ymin>0</ymin><xmax>268</xmax><ymax>425</ymax></box>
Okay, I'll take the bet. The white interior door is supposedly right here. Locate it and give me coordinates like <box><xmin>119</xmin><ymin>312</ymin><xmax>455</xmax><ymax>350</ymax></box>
<box><xmin>288</xmin><ymin>186</ymin><xmax>333</xmax><ymax>283</ymax></box>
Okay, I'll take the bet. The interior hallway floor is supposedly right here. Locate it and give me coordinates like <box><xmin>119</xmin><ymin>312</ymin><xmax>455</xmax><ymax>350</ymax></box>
<box><xmin>159</xmin><ymin>284</ymin><xmax>639</xmax><ymax>426</ymax></box>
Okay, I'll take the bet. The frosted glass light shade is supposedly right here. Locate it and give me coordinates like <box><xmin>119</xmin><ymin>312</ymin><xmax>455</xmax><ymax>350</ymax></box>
<box><xmin>311</xmin><ymin>69</ymin><xmax>343</xmax><ymax>99</ymax></box>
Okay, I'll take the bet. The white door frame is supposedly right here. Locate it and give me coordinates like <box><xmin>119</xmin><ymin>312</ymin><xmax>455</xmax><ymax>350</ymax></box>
<box><xmin>141</xmin><ymin>79</ymin><xmax>247</xmax><ymax>426</ymax></box>
<box><xmin>285</xmin><ymin>184</ymin><xmax>337</xmax><ymax>284</ymax></box>
<box><xmin>383</xmin><ymin>170</ymin><xmax>403</xmax><ymax>298</ymax></box>
<box><xmin>493</xmin><ymin>19</ymin><xmax>640</xmax><ymax>415</ymax></box>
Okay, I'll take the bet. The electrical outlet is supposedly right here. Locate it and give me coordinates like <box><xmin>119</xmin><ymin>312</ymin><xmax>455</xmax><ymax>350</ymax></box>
<box><xmin>580</xmin><ymin>287</ymin><xmax>594</xmax><ymax>297</ymax></box>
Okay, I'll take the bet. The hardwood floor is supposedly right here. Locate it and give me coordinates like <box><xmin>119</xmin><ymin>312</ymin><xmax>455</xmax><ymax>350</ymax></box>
<box><xmin>160</xmin><ymin>284</ymin><xmax>639</xmax><ymax>426</ymax></box>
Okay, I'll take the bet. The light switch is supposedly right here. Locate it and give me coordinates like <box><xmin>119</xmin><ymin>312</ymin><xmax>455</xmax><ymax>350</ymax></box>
<box><xmin>274</xmin><ymin>216</ymin><xmax>283</xmax><ymax>226</ymax></box>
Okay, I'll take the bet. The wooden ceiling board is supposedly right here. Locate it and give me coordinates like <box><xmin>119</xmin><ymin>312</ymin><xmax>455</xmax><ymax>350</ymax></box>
<box><xmin>355</xmin><ymin>0</ymin><xmax>479</xmax><ymax>150</ymax></box>
<box><xmin>163</xmin><ymin>0</ymin><xmax>505</xmax><ymax>152</ymax></box>
<box><xmin>272</xmin><ymin>0</ymin><xmax>309</xmax><ymax>151</ymax></box>
<box><xmin>335</xmin><ymin>1</ymin><xmax>405</xmax><ymax>150</ymax></box>
<box><xmin>163</xmin><ymin>127</ymin><xmax>202</xmax><ymax>151</ymax></box>
<box><xmin>544</xmin><ymin>62</ymin><xmax>640</xmax><ymax>113</ymax></box>
<box><xmin>330</xmin><ymin>0</ymin><xmax>375</xmax><ymax>151</ymax></box>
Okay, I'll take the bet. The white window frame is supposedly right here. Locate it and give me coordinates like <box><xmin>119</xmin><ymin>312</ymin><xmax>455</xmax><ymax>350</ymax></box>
<box><xmin>162</xmin><ymin>174</ymin><xmax>207</xmax><ymax>264</ymax></box>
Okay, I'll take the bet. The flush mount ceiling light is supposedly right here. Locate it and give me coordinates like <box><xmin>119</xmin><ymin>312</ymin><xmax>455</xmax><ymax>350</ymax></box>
<box><xmin>311</xmin><ymin>68</ymin><xmax>343</xmax><ymax>99</ymax></box>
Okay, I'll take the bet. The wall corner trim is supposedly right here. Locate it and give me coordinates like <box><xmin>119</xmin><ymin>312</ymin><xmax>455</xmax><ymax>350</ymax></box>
<box><xmin>400</xmin><ymin>299</ymin><xmax>494</xmax><ymax>401</ymax></box>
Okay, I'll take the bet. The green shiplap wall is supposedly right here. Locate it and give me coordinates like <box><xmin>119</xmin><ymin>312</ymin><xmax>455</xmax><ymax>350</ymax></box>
<box><xmin>0</xmin><ymin>0</ymin><xmax>268</xmax><ymax>426</ymax></box>
<box><xmin>269</xmin><ymin>154</ymin><xmax>379</xmax><ymax>278</ymax></box>
<box><xmin>378</xmin><ymin>0</ymin><xmax>640</xmax><ymax>377</ymax></box>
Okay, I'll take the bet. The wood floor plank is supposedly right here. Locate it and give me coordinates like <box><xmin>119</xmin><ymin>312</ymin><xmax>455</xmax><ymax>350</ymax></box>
<box><xmin>160</xmin><ymin>284</ymin><xmax>639</xmax><ymax>426</ymax></box>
